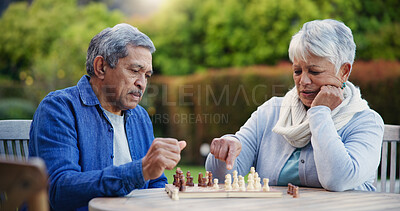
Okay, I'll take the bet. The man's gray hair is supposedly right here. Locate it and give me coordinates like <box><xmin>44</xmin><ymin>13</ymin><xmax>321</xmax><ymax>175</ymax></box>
<box><xmin>288</xmin><ymin>19</ymin><xmax>356</xmax><ymax>74</ymax></box>
<box><xmin>86</xmin><ymin>23</ymin><xmax>156</xmax><ymax>76</ymax></box>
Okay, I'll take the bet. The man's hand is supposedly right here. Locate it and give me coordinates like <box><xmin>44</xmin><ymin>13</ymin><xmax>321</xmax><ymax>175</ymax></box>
<box><xmin>311</xmin><ymin>85</ymin><xmax>344</xmax><ymax>110</ymax></box>
<box><xmin>210</xmin><ymin>136</ymin><xmax>241</xmax><ymax>170</ymax></box>
<box><xmin>142</xmin><ymin>138</ymin><xmax>186</xmax><ymax>180</ymax></box>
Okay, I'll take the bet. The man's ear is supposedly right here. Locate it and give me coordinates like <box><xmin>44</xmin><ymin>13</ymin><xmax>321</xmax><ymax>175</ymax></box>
<box><xmin>340</xmin><ymin>63</ymin><xmax>351</xmax><ymax>82</ymax></box>
<box><xmin>93</xmin><ymin>56</ymin><xmax>106</xmax><ymax>79</ymax></box>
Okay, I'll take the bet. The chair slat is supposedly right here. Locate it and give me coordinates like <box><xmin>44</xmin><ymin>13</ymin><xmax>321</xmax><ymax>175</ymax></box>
<box><xmin>0</xmin><ymin>140</ymin><xmax>6</xmax><ymax>159</ymax></box>
<box><xmin>380</xmin><ymin>142</ymin><xmax>388</xmax><ymax>192</ymax></box>
<box><xmin>22</xmin><ymin>140</ymin><xmax>29</xmax><ymax>158</ymax></box>
<box><xmin>6</xmin><ymin>140</ymin><xmax>14</xmax><ymax>159</ymax></box>
<box><xmin>389</xmin><ymin>142</ymin><xmax>397</xmax><ymax>193</ymax></box>
<box><xmin>16</xmin><ymin>140</ymin><xmax>24</xmax><ymax>160</ymax></box>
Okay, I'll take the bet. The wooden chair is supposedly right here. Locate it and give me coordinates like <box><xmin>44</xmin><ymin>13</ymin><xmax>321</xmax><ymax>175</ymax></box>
<box><xmin>0</xmin><ymin>120</ymin><xmax>32</xmax><ymax>160</ymax></box>
<box><xmin>375</xmin><ymin>124</ymin><xmax>400</xmax><ymax>193</ymax></box>
<box><xmin>0</xmin><ymin>158</ymin><xmax>49</xmax><ymax>211</ymax></box>
<box><xmin>0</xmin><ymin>119</ymin><xmax>49</xmax><ymax>210</ymax></box>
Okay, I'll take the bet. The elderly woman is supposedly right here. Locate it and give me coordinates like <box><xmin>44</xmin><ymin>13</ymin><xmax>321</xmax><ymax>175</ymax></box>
<box><xmin>205</xmin><ymin>19</ymin><xmax>384</xmax><ymax>191</ymax></box>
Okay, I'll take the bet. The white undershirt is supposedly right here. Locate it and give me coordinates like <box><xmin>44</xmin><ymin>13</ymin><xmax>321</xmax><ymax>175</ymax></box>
<box><xmin>103</xmin><ymin>109</ymin><xmax>132</xmax><ymax>166</ymax></box>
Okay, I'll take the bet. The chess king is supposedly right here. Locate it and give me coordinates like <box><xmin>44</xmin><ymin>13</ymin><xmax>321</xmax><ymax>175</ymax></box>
<box><xmin>205</xmin><ymin>19</ymin><xmax>384</xmax><ymax>192</ymax></box>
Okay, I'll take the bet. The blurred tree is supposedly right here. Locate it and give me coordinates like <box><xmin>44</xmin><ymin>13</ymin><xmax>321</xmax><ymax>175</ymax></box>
<box><xmin>135</xmin><ymin>0</ymin><xmax>400</xmax><ymax>75</ymax></box>
<box><xmin>0</xmin><ymin>0</ymin><xmax>123</xmax><ymax>103</ymax></box>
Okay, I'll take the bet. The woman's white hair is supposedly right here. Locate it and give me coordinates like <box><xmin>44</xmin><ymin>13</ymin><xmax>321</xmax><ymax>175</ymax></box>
<box><xmin>288</xmin><ymin>19</ymin><xmax>356</xmax><ymax>75</ymax></box>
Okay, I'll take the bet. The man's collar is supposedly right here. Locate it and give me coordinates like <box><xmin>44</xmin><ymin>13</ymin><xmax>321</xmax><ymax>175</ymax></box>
<box><xmin>77</xmin><ymin>75</ymin><xmax>100</xmax><ymax>106</ymax></box>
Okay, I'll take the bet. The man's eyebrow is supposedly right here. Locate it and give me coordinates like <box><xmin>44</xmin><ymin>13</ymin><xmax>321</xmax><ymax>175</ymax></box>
<box><xmin>306</xmin><ymin>64</ymin><xmax>321</xmax><ymax>68</ymax></box>
<box><xmin>128</xmin><ymin>64</ymin><xmax>152</xmax><ymax>75</ymax></box>
<box><xmin>128</xmin><ymin>64</ymin><xmax>143</xmax><ymax>69</ymax></box>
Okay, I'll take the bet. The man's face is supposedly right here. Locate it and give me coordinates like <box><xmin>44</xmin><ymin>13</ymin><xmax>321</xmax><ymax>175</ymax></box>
<box><xmin>102</xmin><ymin>45</ymin><xmax>152</xmax><ymax>113</ymax></box>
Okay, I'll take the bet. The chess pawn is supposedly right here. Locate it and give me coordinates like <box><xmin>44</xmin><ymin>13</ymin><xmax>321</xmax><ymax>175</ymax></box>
<box><xmin>255</xmin><ymin>177</ymin><xmax>261</xmax><ymax>191</ymax></box>
<box><xmin>198</xmin><ymin>173</ymin><xmax>203</xmax><ymax>185</ymax></box>
<box><xmin>263</xmin><ymin>178</ymin><xmax>270</xmax><ymax>192</ymax></box>
<box><xmin>225</xmin><ymin>174</ymin><xmax>232</xmax><ymax>191</ymax></box>
<box><xmin>239</xmin><ymin>176</ymin><xmax>246</xmax><ymax>191</ymax></box>
<box><xmin>293</xmin><ymin>186</ymin><xmax>299</xmax><ymax>198</ymax></box>
<box><xmin>213</xmin><ymin>178</ymin><xmax>219</xmax><ymax>190</ymax></box>
<box><xmin>172</xmin><ymin>188</ymin><xmax>179</xmax><ymax>200</ymax></box>
<box><xmin>186</xmin><ymin>171</ymin><xmax>194</xmax><ymax>186</ymax></box>
<box><xmin>232</xmin><ymin>178</ymin><xmax>239</xmax><ymax>191</ymax></box>
<box><xmin>205</xmin><ymin>171</ymin><xmax>209</xmax><ymax>184</ymax></box>
<box><xmin>287</xmin><ymin>183</ymin><xmax>293</xmax><ymax>195</ymax></box>
<box><xmin>201</xmin><ymin>177</ymin><xmax>207</xmax><ymax>187</ymax></box>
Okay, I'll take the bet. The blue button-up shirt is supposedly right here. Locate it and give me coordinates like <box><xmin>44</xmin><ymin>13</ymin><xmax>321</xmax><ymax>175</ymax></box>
<box><xmin>29</xmin><ymin>75</ymin><xmax>167</xmax><ymax>211</ymax></box>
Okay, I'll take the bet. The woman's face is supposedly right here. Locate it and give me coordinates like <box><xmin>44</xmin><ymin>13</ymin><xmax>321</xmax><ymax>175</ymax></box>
<box><xmin>292</xmin><ymin>55</ymin><xmax>346</xmax><ymax>108</ymax></box>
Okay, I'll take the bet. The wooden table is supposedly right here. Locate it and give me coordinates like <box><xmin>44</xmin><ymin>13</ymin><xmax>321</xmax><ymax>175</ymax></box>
<box><xmin>89</xmin><ymin>186</ymin><xmax>400</xmax><ymax>211</ymax></box>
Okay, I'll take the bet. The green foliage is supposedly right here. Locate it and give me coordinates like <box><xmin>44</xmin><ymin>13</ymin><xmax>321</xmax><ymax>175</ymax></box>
<box><xmin>0</xmin><ymin>98</ymin><xmax>36</xmax><ymax>119</ymax></box>
<box><xmin>164</xmin><ymin>165</ymin><xmax>206</xmax><ymax>184</ymax></box>
<box><xmin>135</xmin><ymin>0</ymin><xmax>400</xmax><ymax>75</ymax></box>
<box><xmin>0</xmin><ymin>0</ymin><xmax>123</xmax><ymax>103</ymax></box>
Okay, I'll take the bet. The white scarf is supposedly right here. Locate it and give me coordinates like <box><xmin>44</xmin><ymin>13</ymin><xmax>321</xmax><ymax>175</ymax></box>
<box><xmin>272</xmin><ymin>81</ymin><xmax>369</xmax><ymax>148</ymax></box>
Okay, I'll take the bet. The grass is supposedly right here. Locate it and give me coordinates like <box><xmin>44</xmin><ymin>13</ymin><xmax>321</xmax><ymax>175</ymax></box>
<box><xmin>164</xmin><ymin>165</ymin><xmax>206</xmax><ymax>184</ymax></box>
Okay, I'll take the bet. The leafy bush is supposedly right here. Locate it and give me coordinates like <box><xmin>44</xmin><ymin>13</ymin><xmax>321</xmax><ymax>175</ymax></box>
<box><xmin>135</xmin><ymin>0</ymin><xmax>400</xmax><ymax>75</ymax></box>
<box><xmin>0</xmin><ymin>0</ymin><xmax>123</xmax><ymax>103</ymax></box>
<box><xmin>0</xmin><ymin>98</ymin><xmax>36</xmax><ymax>119</ymax></box>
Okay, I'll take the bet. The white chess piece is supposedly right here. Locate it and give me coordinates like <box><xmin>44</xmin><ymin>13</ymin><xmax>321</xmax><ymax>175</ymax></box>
<box><xmin>239</xmin><ymin>176</ymin><xmax>246</xmax><ymax>191</ymax></box>
<box><xmin>172</xmin><ymin>188</ymin><xmax>179</xmax><ymax>200</ymax></box>
<box><xmin>213</xmin><ymin>178</ymin><xmax>219</xmax><ymax>190</ymax></box>
<box><xmin>247</xmin><ymin>174</ymin><xmax>255</xmax><ymax>190</ymax></box>
<box><xmin>225</xmin><ymin>174</ymin><xmax>232</xmax><ymax>190</ymax></box>
<box><xmin>232</xmin><ymin>171</ymin><xmax>239</xmax><ymax>190</ymax></box>
<box><xmin>233</xmin><ymin>170</ymin><xmax>238</xmax><ymax>178</ymax></box>
<box><xmin>255</xmin><ymin>177</ymin><xmax>261</xmax><ymax>191</ymax></box>
<box><xmin>263</xmin><ymin>178</ymin><xmax>270</xmax><ymax>192</ymax></box>
<box><xmin>250</xmin><ymin>167</ymin><xmax>255</xmax><ymax>179</ymax></box>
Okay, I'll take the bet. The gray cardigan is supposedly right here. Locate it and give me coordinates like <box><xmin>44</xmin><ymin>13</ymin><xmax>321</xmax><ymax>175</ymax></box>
<box><xmin>206</xmin><ymin>97</ymin><xmax>384</xmax><ymax>191</ymax></box>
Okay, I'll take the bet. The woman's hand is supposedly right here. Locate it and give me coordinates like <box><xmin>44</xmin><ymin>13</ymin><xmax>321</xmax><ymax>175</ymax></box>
<box><xmin>210</xmin><ymin>136</ymin><xmax>241</xmax><ymax>170</ymax></box>
<box><xmin>311</xmin><ymin>85</ymin><xmax>344</xmax><ymax>110</ymax></box>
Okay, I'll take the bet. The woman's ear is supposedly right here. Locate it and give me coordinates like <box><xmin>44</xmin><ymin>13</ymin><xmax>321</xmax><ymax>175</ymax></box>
<box><xmin>93</xmin><ymin>56</ymin><xmax>106</xmax><ymax>79</ymax></box>
<box><xmin>340</xmin><ymin>63</ymin><xmax>351</xmax><ymax>82</ymax></box>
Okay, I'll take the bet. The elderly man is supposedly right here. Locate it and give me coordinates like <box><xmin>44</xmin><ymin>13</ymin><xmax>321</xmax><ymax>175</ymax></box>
<box><xmin>29</xmin><ymin>23</ymin><xmax>186</xmax><ymax>211</ymax></box>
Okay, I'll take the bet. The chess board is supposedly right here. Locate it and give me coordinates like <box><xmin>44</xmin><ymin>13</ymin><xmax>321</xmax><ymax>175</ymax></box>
<box><xmin>165</xmin><ymin>184</ymin><xmax>283</xmax><ymax>199</ymax></box>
